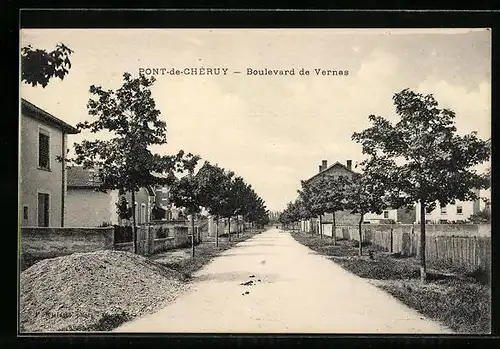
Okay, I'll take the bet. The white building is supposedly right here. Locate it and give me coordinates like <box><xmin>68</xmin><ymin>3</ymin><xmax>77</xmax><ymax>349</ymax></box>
<box><xmin>65</xmin><ymin>166</ymin><xmax>157</xmax><ymax>227</ymax></box>
<box><xmin>19</xmin><ymin>99</ymin><xmax>80</xmax><ymax>227</ymax></box>
<box><xmin>414</xmin><ymin>188</ymin><xmax>491</xmax><ymax>224</ymax></box>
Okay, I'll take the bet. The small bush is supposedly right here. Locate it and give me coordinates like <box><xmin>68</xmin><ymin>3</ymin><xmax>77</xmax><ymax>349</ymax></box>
<box><xmin>114</xmin><ymin>225</ymin><xmax>133</xmax><ymax>243</ymax></box>
<box><xmin>156</xmin><ymin>227</ymin><xmax>167</xmax><ymax>239</ymax></box>
<box><xmin>350</xmin><ymin>240</ymin><xmax>371</xmax><ymax>248</ymax></box>
<box><xmin>465</xmin><ymin>267</ymin><xmax>490</xmax><ymax>286</ymax></box>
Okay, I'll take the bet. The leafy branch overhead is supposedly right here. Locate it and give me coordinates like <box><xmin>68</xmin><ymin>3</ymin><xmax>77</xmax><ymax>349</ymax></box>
<box><xmin>351</xmin><ymin>88</ymin><xmax>491</xmax><ymax>210</ymax></box>
<box><xmin>21</xmin><ymin>43</ymin><xmax>74</xmax><ymax>88</ymax></box>
<box><xmin>71</xmin><ymin>72</ymin><xmax>198</xmax><ymax>193</ymax></box>
<box><xmin>282</xmin><ymin>88</ymin><xmax>490</xmax><ymax>275</ymax></box>
<box><xmin>350</xmin><ymin>88</ymin><xmax>490</xmax><ymax>279</ymax></box>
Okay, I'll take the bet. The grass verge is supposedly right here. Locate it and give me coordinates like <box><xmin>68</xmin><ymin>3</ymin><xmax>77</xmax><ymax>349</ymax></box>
<box><xmin>150</xmin><ymin>229</ymin><xmax>264</xmax><ymax>278</ymax></box>
<box><xmin>291</xmin><ymin>230</ymin><xmax>491</xmax><ymax>334</ymax></box>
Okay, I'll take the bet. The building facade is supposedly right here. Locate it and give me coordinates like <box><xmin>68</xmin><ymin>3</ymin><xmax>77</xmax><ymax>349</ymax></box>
<box><xmin>153</xmin><ymin>183</ymin><xmax>181</xmax><ymax>221</ymax></box>
<box><xmin>65</xmin><ymin>166</ymin><xmax>158</xmax><ymax>227</ymax></box>
<box><xmin>300</xmin><ymin>159</ymin><xmax>400</xmax><ymax>234</ymax></box>
<box><xmin>19</xmin><ymin>99</ymin><xmax>79</xmax><ymax>227</ymax></box>
<box><xmin>415</xmin><ymin>188</ymin><xmax>491</xmax><ymax>224</ymax></box>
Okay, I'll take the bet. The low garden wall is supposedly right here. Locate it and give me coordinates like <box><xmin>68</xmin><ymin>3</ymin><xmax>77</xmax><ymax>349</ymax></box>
<box><xmin>118</xmin><ymin>222</ymin><xmax>201</xmax><ymax>256</ymax></box>
<box><xmin>20</xmin><ymin>226</ymin><xmax>114</xmax><ymax>271</ymax></box>
<box><xmin>20</xmin><ymin>222</ymin><xmax>203</xmax><ymax>271</ymax></box>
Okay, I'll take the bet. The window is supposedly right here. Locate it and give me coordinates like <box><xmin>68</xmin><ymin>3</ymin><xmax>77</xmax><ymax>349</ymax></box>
<box><xmin>457</xmin><ymin>205</ymin><xmax>463</xmax><ymax>215</ymax></box>
<box><xmin>383</xmin><ymin>211</ymin><xmax>389</xmax><ymax>219</ymax></box>
<box><xmin>37</xmin><ymin>193</ymin><xmax>49</xmax><ymax>227</ymax></box>
<box><xmin>440</xmin><ymin>206</ymin><xmax>447</xmax><ymax>214</ymax></box>
<box><xmin>38</xmin><ymin>130</ymin><xmax>50</xmax><ymax>170</ymax></box>
<box><xmin>141</xmin><ymin>204</ymin><xmax>146</xmax><ymax>223</ymax></box>
<box><xmin>23</xmin><ymin>206</ymin><xmax>28</xmax><ymax>220</ymax></box>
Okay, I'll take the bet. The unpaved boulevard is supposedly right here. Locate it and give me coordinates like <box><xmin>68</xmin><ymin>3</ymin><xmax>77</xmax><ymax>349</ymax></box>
<box><xmin>114</xmin><ymin>228</ymin><xmax>453</xmax><ymax>333</ymax></box>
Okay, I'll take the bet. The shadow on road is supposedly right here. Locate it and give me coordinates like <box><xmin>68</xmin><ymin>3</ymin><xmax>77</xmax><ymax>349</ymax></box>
<box><xmin>193</xmin><ymin>271</ymin><xmax>282</xmax><ymax>283</ymax></box>
<box><xmin>218</xmin><ymin>252</ymin><xmax>276</xmax><ymax>257</ymax></box>
<box><xmin>237</xmin><ymin>243</ymin><xmax>289</xmax><ymax>247</ymax></box>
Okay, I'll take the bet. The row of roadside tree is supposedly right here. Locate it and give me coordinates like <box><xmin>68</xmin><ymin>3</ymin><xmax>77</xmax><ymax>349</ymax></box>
<box><xmin>280</xmin><ymin>88</ymin><xmax>491</xmax><ymax>283</ymax></box>
<box><xmin>62</xmin><ymin>72</ymin><xmax>268</xmax><ymax>257</ymax></box>
<box><xmin>21</xmin><ymin>44</ymin><xmax>270</xmax><ymax>258</ymax></box>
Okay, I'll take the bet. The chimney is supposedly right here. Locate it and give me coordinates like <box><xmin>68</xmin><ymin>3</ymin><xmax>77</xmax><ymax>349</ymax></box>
<box><xmin>319</xmin><ymin>165</ymin><xmax>322</xmax><ymax>173</ymax></box>
<box><xmin>346</xmin><ymin>160</ymin><xmax>352</xmax><ymax>170</ymax></box>
<box><xmin>322</xmin><ymin>160</ymin><xmax>327</xmax><ymax>171</ymax></box>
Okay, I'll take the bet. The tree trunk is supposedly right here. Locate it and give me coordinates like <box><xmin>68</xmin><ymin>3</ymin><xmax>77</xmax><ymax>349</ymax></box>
<box><xmin>358</xmin><ymin>213</ymin><xmax>364</xmax><ymax>257</ymax></box>
<box><xmin>419</xmin><ymin>200</ymin><xmax>427</xmax><ymax>283</ymax></box>
<box><xmin>237</xmin><ymin>216</ymin><xmax>239</xmax><ymax>238</ymax></box>
<box><xmin>319</xmin><ymin>215</ymin><xmax>323</xmax><ymax>239</ymax></box>
<box><xmin>228</xmin><ymin>216</ymin><xmax>231</xmax><ymax>242</ymax></box>
<box><xmin>332</xmin><ymin>211</ymin><xmax>337</xmax><ymax>246</ymax></box>
<box><xmin>191</xmin><ymin>213</ymin><xmax>195</xmax><ymax>258</ymax></box>
<box><xmin>215</xmin><ymin>216</ymin><xmax>219</xmax><ymax>247</ymax></box>
<box><xmin>131</xmin><ymin>190</ymin><xmax>137</xmax><ymax>254</ymax></box>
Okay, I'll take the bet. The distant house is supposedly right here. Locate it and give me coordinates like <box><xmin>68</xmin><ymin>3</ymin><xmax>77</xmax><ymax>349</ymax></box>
<box><xmin>300</xmin><ymin>159</ymin><xmax>400</xmax><ymax>234</ymax></box>
<box><xmin>364</xmin><ymin>209</ymin><xmax>398</xmax><ymax>224</ymax></box>
<box><xmin>151</xmin><ymin>173</ymin><xmax>181</xmax><ymax>221</ymax></box>
<box><xmin>301</xmin><ymin>160</ymin><xmax>359</xmax><ymax>235</ymax></box>
<box><xmin>65</xmin><ymin>166</ymin><xmax>158</xmax><ymax>227</ymax></box>
<box><xmin>415</xmin><ymin>188</ymin><xmax>491</xmax><ymax>224</ymax></box>
<box><xmin>19</xmin><ymin>99</ymin><xmax>79</xmax><ymax>227</ymax></box>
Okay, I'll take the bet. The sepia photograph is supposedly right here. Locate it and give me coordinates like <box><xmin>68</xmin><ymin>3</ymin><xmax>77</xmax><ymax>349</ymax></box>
<box><xmin>18</xmin><ymin>27</ymin><xmax>491</xmax><ymax>334</ymax></box>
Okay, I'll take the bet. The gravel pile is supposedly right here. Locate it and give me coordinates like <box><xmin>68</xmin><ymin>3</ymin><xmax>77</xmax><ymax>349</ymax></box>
<box><xmin>20</xmin><ymin>250</ymin><xmax>189</xmax><ymax>332</ymax></box>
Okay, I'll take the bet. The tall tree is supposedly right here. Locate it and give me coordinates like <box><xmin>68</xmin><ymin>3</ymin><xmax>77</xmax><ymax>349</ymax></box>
<box><xmin>246</xmin><ymin>192</ymin><xmax>268</xmax><ymax>230</ymax></box>
<box><xmin>344</xmin><ymin>166</ymin><xmax>388</xmax><ymax>257</ymax></box>
<box><xmin>231</xmin><ymin>176</ymin><xmax>251</xmax><ymax>237</ymax></box>
<box><xmin>21</xmin><ymin>43</ymin><xmax>73</xmax><ymax>88</ymax></box>
<box><xmin>220</xmin><ymin>175</ymin><xmax>244</xmax><ymax>242</ymax></box>
<box><xmin>297</xmin><ymin>180</ymin><xmax>320</xmax><ymax>235</ymax></box>
<box><xmin>196</xmin><ymin>162</ymin><xmax>234</xmax><ymax>247</ymax></box>
<box><xmin>352</xmin><ymin>88</ymin><xmax>490</xmax><ymax>282</ymax></box>
<box><xmin>310</xmin><ymin>174</ymin><xmax>349</xmax><ymax>245</ymax></box>
<box><xmin>169</xmin><ymin>172</ymin><xmax>202</xmax><ymax>258</ymax></box>
<box><xmin>116</xmin><ymin>196</ymin><xmax>132</xmax><ymax>225</ymax></box>
<box><xmin>71</xmin><ymin>72</ymin><xmax>198</xmax><ymax>254</ymax></box>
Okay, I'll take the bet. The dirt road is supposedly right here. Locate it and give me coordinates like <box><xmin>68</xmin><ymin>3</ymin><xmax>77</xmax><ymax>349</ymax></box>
<box><xmin>114</xmin><ymin>228</ymin><xmax>452</xmax><ymax>333</ymax></box>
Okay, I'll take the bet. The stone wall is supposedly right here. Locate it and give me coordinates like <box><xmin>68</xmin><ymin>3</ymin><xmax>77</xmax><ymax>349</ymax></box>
<box><xmin>20</xmin><ymin>227</ymin><xmax>114</xmax><ymax>271</ymax></box>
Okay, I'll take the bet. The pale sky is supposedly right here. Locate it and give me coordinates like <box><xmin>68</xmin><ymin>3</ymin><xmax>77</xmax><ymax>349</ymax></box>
<box><xmin>20</xmin><ymin>28</ymin><xmax>491</xmax><ymax>212</ymax></box>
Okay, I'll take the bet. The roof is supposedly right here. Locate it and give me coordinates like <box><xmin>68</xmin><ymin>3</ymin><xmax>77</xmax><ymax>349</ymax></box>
<box><xmin>67</xmin><ymin>166</ymin><xmax>102</xmax><ymax>188</ymax></box>
<box><xmin>21</xmin><ymin>99</ymin><xmax>80</xmax><ymax>134</ymax></box>
<box><xmin>305</xmin><ymin>161</ymin><xmax>357</xmax><ymax>183</ymax></box>
<box><xmin>67</xmin><ymin>166</ymin><xmax>156</xmax><ymax>196</ymax></box>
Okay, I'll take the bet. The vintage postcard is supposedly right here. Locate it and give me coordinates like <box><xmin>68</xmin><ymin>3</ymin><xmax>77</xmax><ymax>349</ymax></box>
<box><xmin>19</xmin><ymin>27</ymin><xmax>491</xmax><ymax>335</ymax></box>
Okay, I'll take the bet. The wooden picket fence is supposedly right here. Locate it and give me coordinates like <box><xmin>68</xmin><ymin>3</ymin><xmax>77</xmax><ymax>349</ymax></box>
<box><xmin>336</xmin><ymin>224</ymin><xmax>491</xmax><ymax>272</ymax></box>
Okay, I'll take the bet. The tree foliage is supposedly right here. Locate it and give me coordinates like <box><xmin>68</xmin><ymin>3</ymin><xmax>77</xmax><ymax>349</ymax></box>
<box><xmin>70</xmin><ymin>72</ymin><xmax>199</xmax><ymax>253</ymax></box>
<box><xmin>72</xmin><ymin>73</ymin><xmax>198</xmax><ymax>193</ymax></box>
<box><xmin>169</xmin><ymin>175</ymin><xmax>202</xmax><ymax>217</ymax></box>
<box><xmin>171</xmin><ymin>160</ymin><xmax>269</xmax><ymax>246</ymax></box>
<box><xmin>21</xmin><ymin>43</ymin><xmax>74</xmax><ymax>88</ymax></box>
<box><xmin>351</xmin><ymin>88</ymin><xmax>491</xmax><ymax>279</ymax></box>
<box><xmin>343</xmin><ymin>166</ymin><xmax>388</xmax><ymax>256</ymax></box>
<box><xmin>196</xmin><ymin>162</ymin><xmax>233</xmax><ymax>217</ymax></box>
<box><xmin>469</xmin><ymin>209</ymin><xmax>491</xmax><ymax>224</ymax></box>
<box><xmin>352</xmin><ymin>88</ymin><xmax>490</xmax><ymax>210</ymax></box>
<box><xmin>116</xmin><ymin>196</ymin><xmax>132</xmax><ymax>221</ymax></box>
